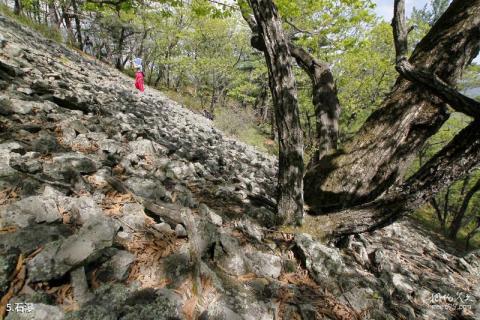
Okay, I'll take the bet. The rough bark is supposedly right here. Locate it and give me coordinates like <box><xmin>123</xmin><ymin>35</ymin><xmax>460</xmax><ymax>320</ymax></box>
<box><xmin>247</xmin><ymin>0</ymin><xmax>304</xmax><ymax>225</ymax></box>
<box><xmin>289</xmin><ymin>44</ymin><xmax>340</xmax><ymax>163</ymax></box>
<box><xmin>239</xmin><ymin>2</ymin><xmax>340</xmax><ymax>163</ymax></box>
<box><xmin>392</xmin><ymin>0</ymin><xmax>408</xmax><ymax>62</ymax></box>
<box><xmin>326</xmin><ymin>119</ymin><xmax>480</xmax><ymax>237</ymax></box>
<box><xmin>304</xmin><ymin>0</ymin><xmax>480</xmax><ymax>213</ymax></box>
<box><xmin>395</xmin><ymin>59</ymin><xmax>480</xmax><ymax>119</ymax></box>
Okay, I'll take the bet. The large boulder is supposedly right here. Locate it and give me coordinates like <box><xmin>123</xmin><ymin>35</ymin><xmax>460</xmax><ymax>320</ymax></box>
<box><xmin>27</xmin><ymin>217</ymin><xmax>119</xmax><ymax>282</ymax></box>
<box><xmin>294</xmin><ymin>233</ymin><xmax>345</xmax><ymax>282</ymax></box>
<box><xmin>0</xmin><ymin>196</ymin><xmax>61</xmax><ymax>228</ymax></box>
<box><xmin>64</xmin><ymin>285</ymin><xmax>183</xmax><ymax>320</ymax></box>
<box><xmin>43</xmin><ymin>153</ymin><xmax>98</xmax><ymax>178</ymax></box>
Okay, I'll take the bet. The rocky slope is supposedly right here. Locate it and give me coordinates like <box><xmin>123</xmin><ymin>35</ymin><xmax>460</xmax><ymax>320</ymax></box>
<box><xmin>0</xmin><ymin>13</ymin><xmax>479</xmax><ymax>320</ymax></box>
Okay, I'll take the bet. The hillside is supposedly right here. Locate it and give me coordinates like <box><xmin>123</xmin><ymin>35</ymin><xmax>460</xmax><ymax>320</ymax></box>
<box><xmin>0</xmin><ymin>13</ymin><xmax>479</xmax><ymax>320</ymax></box>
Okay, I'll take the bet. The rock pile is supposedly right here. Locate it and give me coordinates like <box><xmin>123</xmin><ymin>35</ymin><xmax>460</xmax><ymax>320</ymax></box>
<box><xmin>0</xmin><ymin>14</ymin><xmax>478</xmax><ymax>320</ymax></box>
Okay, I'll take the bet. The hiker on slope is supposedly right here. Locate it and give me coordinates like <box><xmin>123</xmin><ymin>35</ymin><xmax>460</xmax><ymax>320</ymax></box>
<box><xmin>133</xmin><ymin>57</ymin><xmax>144</xmax><ymax>93</ymax></box>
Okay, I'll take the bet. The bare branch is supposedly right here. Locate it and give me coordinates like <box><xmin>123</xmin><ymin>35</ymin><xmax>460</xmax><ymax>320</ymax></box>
<box><xmin>396</xmin><ymin>59</ymin><xmax>480</xmax><ymax>119</ymax></box>
<box><xmin>327</xmin><ymin>118</ymin><xmax>480</xmax><ymax>237</ymax></box>
<box><xmin>392</xmin><ymin>0</ymin><xmax>408</xmax><ymax>62</ymax></box>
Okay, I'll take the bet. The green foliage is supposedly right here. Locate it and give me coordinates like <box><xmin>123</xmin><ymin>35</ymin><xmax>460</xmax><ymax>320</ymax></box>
<box><xmin>413</xmin><ymin>206</ymin><xmax>480</xmax><ymax>251</ymax></box>
<box><xmin>214</xmin><ymin>107</ymin><xmax>277</xmax><ymax>154</ymax></box>
<box><xmin>0</xmin><ymin>3</ymin><xmax>62</xmax><ymax>42</ymax></box>
<box><xmin>411</xmin><ymin>0</ymin><xmax>451</xmax><ymax>26</ymax></box>
<box><xmin>334</xmin><ymin>22</ymin><xmax>396</xmax><ymax>136</ymax></box>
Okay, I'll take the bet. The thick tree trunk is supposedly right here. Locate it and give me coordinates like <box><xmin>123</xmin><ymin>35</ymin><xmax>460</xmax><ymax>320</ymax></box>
<box><xmin>304</xmin><ymin>0</ymin><xmax>480</xmax><ymax>213</ymax></box>
<box><xmin>289</xmin><ymin>44</ymin><xmax>340</xmax><ymax>163</ymax></box>
<box><xmin>247</xmin><ymin>0</ymin><xmax>304</xmax><ymax>225</ymax></box>
<box><xmin>241</xmin><ymin>6</ymin><xmax>340</xmax><ymax>164</ymax></box>
<box><xmin>325</xmin><ymin>119</ymin><xmax>480</xmax><ymax>237</ymax></box>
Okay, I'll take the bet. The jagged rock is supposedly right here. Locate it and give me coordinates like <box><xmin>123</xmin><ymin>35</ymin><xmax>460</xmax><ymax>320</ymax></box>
<box><xmin>124</xmin><ymin>177</ymin><xmax>166</xmax><ymax>202</ymax></box>
<box><xmin>27</xmin><ymin>217</ymin><xmax>118</xmax><ymax>282</ymax></box>
<box><xmin>235</xmin><ymin>219</ymin><xmax>263</xmax><ymax>242</ymax></box>
<box><xmin>5</xmin><ymin>303</ymin><xmax>65</xmax><ymax>320</ymax></box>
<box><xmin>245</xmin><ymin>251</ymin><xmax>282</xmax><ymax>278</ymax></box>
<box><xmin>0</xmin><ymin>224</ymin><xmax>72</xmax><ymax>254</ymax></box>
<box><xmin>65</xmin><ymin>284</ymin><xmax>183</xmax><ymax>320</ymax></box>
<box><xmin>49</xmin><ymin>153</ymin><xmax>98</xmax><ymax>174</ymax></box>
<box><xmin>9</xmin><ymin>153</ymin><xmax>42</xmax><ymax>174</ymax></box>
<box><xmin>0</xmin><ymin>249</ymin><xmax>18</xmax><ymax>295</ymax></box>
<box><xmin>390</xmin><ymin>273</ymin><xmax>414</xmax><ymax>296</ymax></box>
<box><xmin>98</xmin><ymin>139</ymin><xmax>123</xmax><ymax>154</ymax></box>
<box><xmin>97</xmin><ymin>250</ymin><xmax>135</xmax><ymax>282</ymax></box>
<box><xmin>114</xmin><ymin>231</ymin><xmax>132</xmax><ymax>247</ymax></box>
<box><xmin>200</xmin><ymin>302</ymin><xmax>243</xmax><ymax>320</ymax></box>
<box><xmin>8</xmin><ymin>99</ymin><xmax>35</xmax><ymax>115</ymax></box>
<box><xmin>120</xmin><ymin>203</ymin><xmax>146</xmax><ymax>230</ymax></box>
<box><xmin>29</xmin><ymin>131</ymin><xmax>61</xmax><ymax>154</ymax></box>
<box><xmin>464</xmin><ymin>250</ymin><xmax>480</xmax><ymax>276</ymax></box>
<box><xmin>294</xmin><ymin>233</ymin><xmax>345</xmax><ymax>282</ymax></box>
<box><xmin>214</xmin><ymin>234</ymin><xmax>247</xmax><ymax>276</ymax></box>
<box><xmin>0</xmin><ymin>196</ymin><xmax>61</xmax><ymax>228</ymax></box>
<box><xmin>71</xmin><ymin>267</ymin><xmax>93</xmax><ymax>306</ymax></box>
<box><xmin>153</xmin><ymin>222</ymin><xmax>173</xmax><ymax>233</ymax></box>
<box><xmin>57</xmin><ymin>196</ymin><xmax>102</xmax><ymax>225</ymax></box>
<box><xmin>0</xmin><ymin>95</ymin><xmax>14</xmax><ymax>115</ymax></box>
<box><xmin>199</xmin><ymin>203</ymin><xmax>222</xmax><ymax>226</ymax></box>
<box><xmin>175</xmin><ymin>224</ymin><xmax>187</xmax><ymax>238</ymax></box>
<box><xmin>128</xmin><ymin>138</ymin><xmax>164</xmax><ymax>156</ymax></box>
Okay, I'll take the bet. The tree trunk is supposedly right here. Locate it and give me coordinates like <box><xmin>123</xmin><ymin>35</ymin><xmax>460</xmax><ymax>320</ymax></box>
<box><xmin>324</xmin><ymin>119</ymin><xmax>480</xmax><ymax>237</ymax></box>
<box><xmin>71</xmin><ymin>0</ymin><xmax>83</xmax><ymax>50</ymax></box>
<box><xmin>448</xmin><ymin>177</ymin><xmax>480</xmax><ymax>239</ymax></box>
<box><xmin>289</xmin><ymin>44</ymin><xmax>340</xmax><ymax>163</ymax></box>
<box><xmin>14</xmin><ymin>0</ymin><xmax>22</xmax><ymax>15</ymax></box>
<box><xmin>241</xmin><ymin>6</ymin><xmax>340</xmax><ymax>164</ymax></box>
<box><xmin>115</xmin><ymin>27</ymin><xmax>126</xmax><ymax>70</ymax></box>
<box><xmin>304</xmin><ymin>0</ymin><xmax>480</xmax><ymax>213</ymax></box>
<box><xmin>48</xmin><ymin>1</ymin><xmax>60</xmax><ymax>26</ymax></box>
<box><xmin>247</xmin><ymin>0</ymin><xmax>304</xmax><ymax>225</ymax></box>
<box><xmin>430</xmin><ymin>198</ymin><xmax>446</xmax><ymax>231</ymax></box>
<box><xmin>62</xmin><ymin>5</ymin><xmax>75</xmax><ymax>45</ymax></box>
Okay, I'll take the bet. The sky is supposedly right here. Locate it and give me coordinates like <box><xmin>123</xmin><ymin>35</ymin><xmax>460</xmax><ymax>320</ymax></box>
<box><xmin>373</xmin><ymin>0</ymin><xmax>429</xmax><ymax>21</ymax></box>
<box><xmin>372</xmin><ymin>0</ymin><xmax>479</xmax><ymax>64</ymax></box>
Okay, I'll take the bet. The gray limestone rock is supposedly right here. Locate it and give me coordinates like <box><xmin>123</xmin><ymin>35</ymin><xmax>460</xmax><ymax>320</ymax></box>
<box><xmin>245</xmin><ymin>251</ymin><xmax>282</xmax><ymax>279</ymax></box>
<box><xmin>294</xmin><ymin>233</ymin><xmax>345</xmax><ymax>282</ymax></box>
<box><xmin>124</xmin><ymin>177</ymin><xmax>166</xmax><ymax>202</ymax></box>
<box><xmin>97</xmin><ymin>250</ymin><xmax>135</xmax><ymax>282</ymax></box>
<box><xmin>0</xmin><ymin>196</ymin><xmax>61</xmax><ymax>228</ymax></box>
<box><xmin>27</xmin><ymin>217</ymin><xmax>118</xmax><ymax>282</ymax></box>
<box><xmin>175</xmin><ymin>224</ymin><xmax>187</xmax><ymax>238</ymax></box>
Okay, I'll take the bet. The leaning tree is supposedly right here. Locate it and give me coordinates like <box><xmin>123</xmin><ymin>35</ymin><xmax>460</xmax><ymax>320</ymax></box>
<box><xmin>240</xmin><ymin>0</ymin><xmax>480</xmax><ymax>236</ymax></box>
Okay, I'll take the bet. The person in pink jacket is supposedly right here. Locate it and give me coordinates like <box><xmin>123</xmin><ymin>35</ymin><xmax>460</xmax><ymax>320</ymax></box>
<box><xmin>135</xmin><ymin>69</ymin><xmax>145</xmax><ymax>92</ymax></box>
